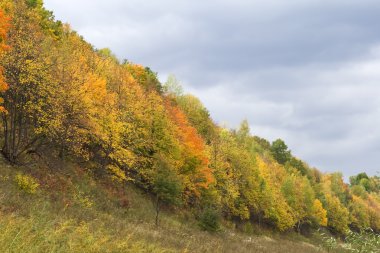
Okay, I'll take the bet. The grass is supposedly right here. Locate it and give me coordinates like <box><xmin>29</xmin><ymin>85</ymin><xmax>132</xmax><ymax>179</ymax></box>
<box><xmin>0</xmin><ymin>155</ymin><xmax>329</xmax><ymax>253</ymax></box>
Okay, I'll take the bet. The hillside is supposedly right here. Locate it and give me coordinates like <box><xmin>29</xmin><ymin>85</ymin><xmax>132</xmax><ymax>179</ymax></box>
<box><xmin>0</xmin><ymin>1</ymin><xmax>380</xmax><ymax>252</ymax></box>
<box><xmin>0</xmin><ymin>155</ymin><xmax>326</xmax><ymax>252</ymax></box>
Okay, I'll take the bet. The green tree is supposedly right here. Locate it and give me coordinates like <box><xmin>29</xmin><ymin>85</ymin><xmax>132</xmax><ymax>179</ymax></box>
<box><xmin>350</xmin><ymin>173</ymin><xmax>369</xmax><ymax>186</ymax></box>
<box><xmin>163</xmin><ymin>74</ymin><xmax>183</xmax><ymax>96</ymax></box>
<box><xmin>153</xmin><ymin>155</ymin><xmax>183</xmax><ymax>226</ymax></box>
<box><xmin>270</xmin><ymin>139</ymin><xmax>291</xmax><ymax>165</ymax></box>
<box><xmin>236</xmin><ymin>119</ymin><xmax>251</xmax><ymax>147</ymax></box>
<box><xmin>286</xmin><ymin>157</ymin><xmax>309</xmax><ymax>176</ymax></box>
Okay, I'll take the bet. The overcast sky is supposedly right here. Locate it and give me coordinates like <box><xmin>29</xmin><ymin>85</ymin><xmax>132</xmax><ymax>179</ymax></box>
<box><xmin>44</xmin><ymin>0</ymin><xmax>380</xmax><ymax>177</ymax></box>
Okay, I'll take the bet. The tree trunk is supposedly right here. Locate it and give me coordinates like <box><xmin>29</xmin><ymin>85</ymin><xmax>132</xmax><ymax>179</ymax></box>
<box><xmin>155</xmin><ymin>195</ymin><xmax>160</xmax><ymax>226</ymax></box>
<box><xmin>297</xmin><ymin>221</ymin><xmax>301</xmax><ymax>234</ymax></box>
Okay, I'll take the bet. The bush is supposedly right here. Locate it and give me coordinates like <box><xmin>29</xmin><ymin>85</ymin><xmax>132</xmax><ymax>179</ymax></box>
<box><xmin>344</xmin><ymin>229</ymin><xmax>380</xmax><ymax>253</ymax></box>
<box><xmin>74</xmin><ymin>189</ymin><xmax>94</xmax><ymax>208</ymax></box>
<box><xmin>242</xmin><ymin>222</ymin><xmax>255</xmax><ymax>234</ymax></box>
<box><xmin>198</xmin><ymin>208</ymin><xmax>220</xmax><ymax>232</ymax></box>
<box><xmin>14</xmin><ymin>173</ymin><xmax>39</xmax><ymax>194</ymax></box>
<box><xmin>319</xmin><ymin>233</ymin><xmax>338</xmax><ymax>252</ymax></box>
<box><xmin>319</xmin><ymin>228</ymin><xmax>380</xmax><ymax>253</ymax></box>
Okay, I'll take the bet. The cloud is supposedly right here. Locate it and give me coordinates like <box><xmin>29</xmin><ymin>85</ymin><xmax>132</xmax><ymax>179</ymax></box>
<box><xmin>44</xmin><ymin>0</ymin><xmax>380</xmax><ymax>177</ymax></box>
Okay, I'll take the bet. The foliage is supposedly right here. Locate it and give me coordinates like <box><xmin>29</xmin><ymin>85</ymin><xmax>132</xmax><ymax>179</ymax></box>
<box><xmin>198</xmin><ymin>207</ymin><xmax>221</xmax><ymax>232</ymax></box>
<box><xmin>270</xmin><ymin>139</ymin><xmax>291</xmax><ymax>165</ymax></box>
<box><xmin>14</xmin><ymin>173</ymin><xmax>39</xmax><ymax>194</ymax></box>
<box><xmin>312</xmin><ymin>199</ymin><xmax>328</xmax><ymax>227</ymax></box>
<box><xmin>163</xmin><ymin>74</ymin><xmax>183</xmax><ymax>96</ymax></box>
<box><xmin>0</xmin><ymin>159</ymin><xmax>325</xmax><ymax>253</ymax></box>
<box><xmin>152</xmin><ymin>155</ymin><xmax>183</xmax><ymax>225</ymax></box>
<box><xmin>73</xmin><ymin>188</ymin><xmax>94</xmax><ymax>208</ymax></box>
<box><xmin>319</xmin><ymin>229</ymin><xmax>380</xmax><ymax>253</ymax></box>
<box><xmin>153</xmin><ymin>156</ymin><xmax>183</xmax><ymax>206</ymax></box>
<box><xmin>1</xmin><ymin>0</ymin><xmax>380</xmax><ymax>242</ymax></box>
<box><xmin>350</xmin><ymin>172</ymin><xmax>380</xmax><ymax>193</ymax></box>
<box><xmin>324</xmin><ymin>194</ymin><xmax>350</xmax><ymax>234</ymax></box>
<box><xmin>318</xmin><ymin>230</ymin><xmax>339</xmax><ymax>252</ymax></box>
<box><xmin>1</xmin><ymin>0</ymin><xmax>52</xmax><ymax>162</ymax></box>
<box><xmin>0</xmin><ymin>8</ymin><xmax>9</xmax><ymax>112</ymax></box>
<box><xmin>344</xmin><ymin>229</ymin><xmax>380</xmax><ymax>253</ymax></box>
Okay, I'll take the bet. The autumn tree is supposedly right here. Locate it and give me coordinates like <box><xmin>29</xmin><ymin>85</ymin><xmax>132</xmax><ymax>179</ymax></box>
<box><xmin>2</xmin><ymin>0</ymin><xmax>380</xmax><ymax>237</ymax></box>
<box><xmin>256</xmin><ymin>155</ymin><xmax>295</xmax><ymax>231</ymax></box>
<box><xmin>282</xmin><ymin>174</ymin><xmax>313</xmax><ymax>231</ymax></box>
<box><xmin>286</xmin><ymin>157</ymin><xmax>309</xmax><ymax>176</ymax></box>
<box><xmin>349</xmin><ymin>195</ymin><xmax>370</xmax><ymax>230</ymax></box>
<box><xmin>324</xmin><ymin>193</ymin><xmax>350</xmax><ymax>234</ymax></box>
<box><xmin>329</xmin><ymin>172</ymin><xmax>351</xmax><ymax>205</ymax></box>
<box><xmin>165</xmin><ymin>99</ymin><xmax>214</xmax><ymax>204</ymax></box>
<box><xmin>164</xmin><ymin>76</ymin><xmax>216</xmax><ymax>143</ymax></box>
<box><xmin>25</xmin><ymin>0</ymin><xmax>63</xmax><ymax>40</ymax></box>
<box><xmin>176</xmin><ymin>94</ymin><xmax>216</xmax><ymax>143</ymax></box>
<box><xmin>0</xmin><ymin>1</ymin><xmax>51</xmax><ymax>162</ymax></box>
<box><xmin>311</xmin><ymin>199</ymin><xmax>328</xmax><ymax>227</ymax></box>
<box><xmin>125</xmin><ymin>63</ymin><xmax>162</xmax><ymax>93</ymax></box>
<box><xmin>0</xmin><ymin>8</ymin><xmax>9</xmax><ymax>112</ymax></box>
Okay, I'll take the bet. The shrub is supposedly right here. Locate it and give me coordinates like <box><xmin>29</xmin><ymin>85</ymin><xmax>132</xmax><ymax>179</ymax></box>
<box><xmin>14</xmin><ymin>173</ymin><xmax>39</xmax><ymax>194</ymax></box>
<box><xmin>198</xmin><ymin>208</ymin><xmax>220</xmax><ymax>232</ymax></box>
<box><xmin>344</xmin><ymin>229</ymin><xmax>380</xmax><ymax>253</ymax></box>
<box><xmin>74</xmin><ymin>190</ymin><xmax>94</xmax><ymax>208</ymax></box>
<box><xmin>242</xmin><ymin>222</ymin><xmax>255</xmax><ymax>234</ymax></box>
<box><xmin>319</xmin><ymin>231</ymin><xmax>338</xmax><ymax>252</ymax></box>
<box><xmin>319</xmin><ymin>228</ymin><xmax>380</xmax><ymax>253</ymax></box>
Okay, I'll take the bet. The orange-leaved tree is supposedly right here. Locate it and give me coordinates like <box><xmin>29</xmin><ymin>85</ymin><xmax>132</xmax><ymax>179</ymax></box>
<box><xmin>165</xmin><ymin>99</ymin><xmax>214</xmax><ymax>204</ymax></box>
<box><xmin>0</xmin><ymin>8</ymin><xmax>10</xmax><ymax>112</ymax></box>
<box><xmin>0</xmin><ymin>1</ymin><xmax>50</xmax><ymax>162</ymax></box>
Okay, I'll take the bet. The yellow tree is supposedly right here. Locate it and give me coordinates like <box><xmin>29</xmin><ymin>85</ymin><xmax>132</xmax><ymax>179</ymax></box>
<box><xmin>282</xmin><ymin>173</ymin><xmax>318</xmax><ymax>230</ymax></box>
<box><xmin>0</xmin><ymin>1</ymin><xmax>51</xmax><ymax>162</ymax></box>
<box><xmin>324</xmin><ymin>193</ymin><xmax>350</xmax><ymax>234</ymax></box>
<box><xmin>349</xmin><ymin>195</ymin><xmax>370</xmax><ymax>230</ymax></box>
<box><xmin>125</xmin><ymin>63</ymin><xmax>162</xmax><ymax>92</ymax></box>
<box><xmin>38</xmin><ymin>28</ymin><xmax>100</xmax><ymax>159</ymax></box>
<box><xmin>319</xmin><ymin>174</ymin><xmax>351</xmax><ymax>234</ymax></box>
<box><xmin>311</xmin><ymin>199</ymin><xmax>328</xmax><ymax>227</ymax></box>
<box><xmin>366</xmin><ymin>193</ymin><xmax>380</xmax><ymax>232</ymax></box>
<box><xmin>210</xmin><ymin>128</ymin><xmax>262</xmax><ymax>220</ymax></box>
<box><xmin>256</xmin><ymin>155</ymin><xmax>295</xmax><ymax>231</ymax></box>
<box><xmin>209</xmin><ymin>128</ymin><xmax>243</xmax><ymax>218</ymax></box>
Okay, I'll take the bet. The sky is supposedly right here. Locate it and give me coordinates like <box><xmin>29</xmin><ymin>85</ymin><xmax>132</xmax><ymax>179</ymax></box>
<box><xmin>44</xmin><ymin>0</ymin><xmax>380</xmax><ymax>177</ymax></box>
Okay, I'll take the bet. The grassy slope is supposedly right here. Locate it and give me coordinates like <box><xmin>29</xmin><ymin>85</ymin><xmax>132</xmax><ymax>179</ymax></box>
<box><xmin>0</xmin><ymin>155</ymin><xmax>328</xmax><ymax>253</ymax></box>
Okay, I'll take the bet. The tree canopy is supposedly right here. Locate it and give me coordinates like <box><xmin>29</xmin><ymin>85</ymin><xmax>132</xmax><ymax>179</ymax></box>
<box><xmin>0</xmin><ymin>0</ymin><xmax>379</xmax><ymax>236</ymax></box>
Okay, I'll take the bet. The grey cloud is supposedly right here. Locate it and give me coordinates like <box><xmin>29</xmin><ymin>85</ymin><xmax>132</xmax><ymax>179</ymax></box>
<box><xmin>47</xmin><ymin>0</ymin><xmax>380</xmax><ymax>72</ymax></box>
<box><xmin>44</xmin><ymin>0</ymin><xmax>380</xmax><ymax>177</ymax></box>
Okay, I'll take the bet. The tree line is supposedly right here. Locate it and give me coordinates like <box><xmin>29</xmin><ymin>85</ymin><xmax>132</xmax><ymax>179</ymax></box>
<box><xmin>0</xmin><ymin>0</ymin><xmax>380</xmax><ymax>234</ymax></box>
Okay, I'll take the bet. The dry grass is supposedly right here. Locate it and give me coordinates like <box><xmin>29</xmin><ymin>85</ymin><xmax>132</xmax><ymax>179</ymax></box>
<box><xmin>0</xmin><ymin>156</ymin><xmax>329</xmax><ymax>253</ymax></box>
